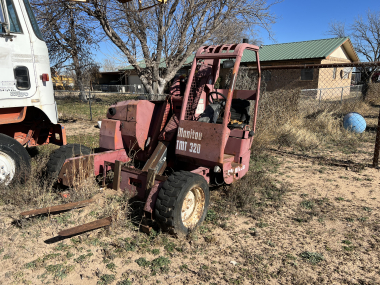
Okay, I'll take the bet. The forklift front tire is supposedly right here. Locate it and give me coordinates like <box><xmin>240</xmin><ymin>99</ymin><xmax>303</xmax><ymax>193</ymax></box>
<box><xmin>46</xmin><ymin>144</ymin><xmax>91</xmax><ymax>179</ymax></box>
<box><xmin>154</xmin><ymin>171</ymin><xmax>210</xmax><ymax>237</ymax></box>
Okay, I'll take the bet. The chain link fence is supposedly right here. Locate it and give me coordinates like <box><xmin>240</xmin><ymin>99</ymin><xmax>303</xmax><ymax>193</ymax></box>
<box><xmin>92</xmin><ymin>84</ymin><xmax>147</xmax><ymax>94</ymax></box>
<box><xmin>255</xmin><ymin>62</ymin><xmax>380</xmax><ymax>167</ymax></box>
<box><xmin>55</xmin><ymin>62</ymin><xmax>380</xmax><ymax>167</ymax></box>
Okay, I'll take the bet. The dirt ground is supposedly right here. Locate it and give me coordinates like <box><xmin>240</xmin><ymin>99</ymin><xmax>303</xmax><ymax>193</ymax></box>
<box><xmin>0</xmin><ymin>141</ymin><xmax>379</xmax><ymax>285</ymax></box>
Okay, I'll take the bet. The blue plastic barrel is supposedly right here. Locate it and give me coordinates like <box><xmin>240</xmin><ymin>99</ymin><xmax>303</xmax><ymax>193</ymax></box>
<box><xmin>343</xmin><ymin>112</ymin><xmax>366</xmax><ymax>134</ymax></box>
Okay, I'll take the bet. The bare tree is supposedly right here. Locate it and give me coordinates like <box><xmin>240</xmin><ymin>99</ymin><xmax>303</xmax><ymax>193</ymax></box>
<box><xmin>327</xmin><ymin>21</ymin><xmax>347</xmax><ymax>38</ymax></box>
<box><xmin>351</xmin><ymin>11</ymin><xmax>380</xmax><ymax>64</ymax></box>
<box><xmin>102</xmin><ymin>58</ymin><xmax>120</xmax><ymax>71</ymax></box>
<box><xmin>327</xmin><ymin>11</ymin><xmax>380</xmax><ymax>84</ymax></box>
<box><xmin>207</xmin><ymin>19</ymin><xmax>263</xmax><ymax>46</ymax></box>
<box><xmin>79</xmin><ymin>0</ymin><xmax>278</xmax><ymax>94</ymax></box>
<box><xmin>32</xmin><ymin>0</ymin><xmax>100</xmax><ymax>99</ymax></box>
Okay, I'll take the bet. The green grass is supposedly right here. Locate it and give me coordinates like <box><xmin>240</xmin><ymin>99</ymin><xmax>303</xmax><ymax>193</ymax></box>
<box><xmin>299</xmin><ymin>251</ymin><xmax>324</xmax><ymax>265</ymax></box>
<box><xmin>67</xmin><ymin>134</ymin><xmax>100</xmax><ymax>149</ymax></box>
<box><xmin>98</xmin><ymin>274</ymin><xmax>116</xmax><ymax>285</ymax></box>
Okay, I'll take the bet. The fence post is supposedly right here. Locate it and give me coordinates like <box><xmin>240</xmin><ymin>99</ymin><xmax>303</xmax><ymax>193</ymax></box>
<box><xmin>373</xmin><ymin>106</ymin><xmax>380</xmax><ymax>167</ymax></box>
<box><xmin>88</xmin><ymin>90</ymin><xmax>93</xmax><ymax>121</ymax></box>
<box><xmin>319</xmin><ymin>89</ymin><xmax>322</xmax><ymax>104</ymax></box>
<box><xmin>341</xmin><ymin>87</ymin><xmax>344</xmax><ymax>103</ymax></box>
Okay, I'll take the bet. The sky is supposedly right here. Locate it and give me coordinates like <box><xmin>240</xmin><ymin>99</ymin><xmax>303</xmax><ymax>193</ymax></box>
<box><xmin>259</xmin><ymin>0</ymin><xmax>378</xmax><ymax>44</ymax></box>
<box><xmin>96</xmin><ymin>0</ymin><xmax>379</xmax><ymax>67</ymax></box>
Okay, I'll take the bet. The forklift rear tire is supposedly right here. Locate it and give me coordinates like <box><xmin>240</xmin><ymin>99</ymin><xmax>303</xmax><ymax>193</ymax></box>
<box><xmin>0</xmin><ymin>134</ymin><xmax>31</xmax><ymax>185</ymax></box>
<box><xmin>155</xmin><ymin>171</ymin><xmax>209</xmax><ymax>237</ymax></box>
<box><xmin>46</xmin><ymin>144</ymin><xmax>91</xmax><ymax>179</ymax></box>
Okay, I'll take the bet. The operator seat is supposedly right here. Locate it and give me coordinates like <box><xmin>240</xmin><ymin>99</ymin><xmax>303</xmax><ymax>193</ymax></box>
<box><xmin>198</xmin><ymin>98</ymin><xmax>251</xmax><ymax>129</ymax></box>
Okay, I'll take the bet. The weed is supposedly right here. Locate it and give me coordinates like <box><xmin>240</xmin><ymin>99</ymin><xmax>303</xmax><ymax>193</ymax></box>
<box><xmin>300</xmin><ymin>200</ymin><xmax>314</xmax><ymax>209</ymax></box>
<box><xmin>66</xmin><ymin>252</ymin><xmax>74</xmax><ymax>259</ymax></box>
<box><xmin>286</xmin><ymin>254</ymin><xmax>297</xmax><ymax>260</ymax></box>
<box><xmin>42</xmin><ymin>253</ymin><xmax>61</xmax><ymax>262</ymax></box>
<box><xmin>117</xmin><ymin>280</ymin><xmax>132</xmax><ymax>285</ymax></box>
<box><xmin>342</xmin><ymin>245</ymin><xmax>355</xmax><ymax>251</ymax></box>
<box><xmin>342</xmin><ymin>240</ymin><xmax>352</xmax><ymax>245</ymax></box>
<box><xmin>152</xmin><ymin>249</ymin><xmax>160</xmax><ymax>255</ymax></box>
<box><xmin>150</xmin><ymin>256</ymin><xmax>171</xmax><ymax>275</ymax></box>
<box><xmin>74</xmin><ymin>252</ymin><xmax>93</xmax><ymax>263</ymax></box>
<box><xmin>358</xmin><ymin>217</ymin><xmax>368</xmax><ymax>222</ymax></box>
<box><xmin>106</xmin><ymin>262</ymin><xmax>117</xmax><ymax>271</ymax></box>
<box><xmin>206</xmin><ymin>209</ymin><xmax>218</xmax><ymax>223</ymax></box>
<box><xmin>256</xmin><ymin>221</ymin><xmax>268</xmax><ymax>228</ymax></box>
<box><xmin>25</xmin><ymin>258</ymin><xmax>42</xmax><ymax>269</ymax></box>
<box><xmin>164</xmin><ymin>242</ymin><xmax>176</xmax><ymax>253</ymax></box>
<box><xmin>54</xmin><ymin>243</ymin><xmax>72</xmax><ymax>251</ymax></box>
<box><xmin>135</xmin><ymin>257</ymin><xmax>150</xmax><ymax>268</ymax></box>
<box><xmin>45</xmin><ymin>264</ymin><xmax>75</xmax><ymax>280</ymax></box>
<box><xmin>363</xmin><ymin>207</ymin><xmax>372</xmax><ymax>212</ymax></box>
<box><xmin>335</xmin><ymin>197</ymin><xmax>344</xmax><ymax>201</ymax></box>
<box><xmin>299</xmin><ymin>251</ymin><xmax>324</xmax><ymax>265</ymax></box>
<box><xmin>97</xmin><ymin>274</ymin><xmax>116</xmax><ymax>285</ymax></box>
<box><xmin>180</xmin><ymin>264</ymin><xmax>189</xmax><ymax>271</ymax></box>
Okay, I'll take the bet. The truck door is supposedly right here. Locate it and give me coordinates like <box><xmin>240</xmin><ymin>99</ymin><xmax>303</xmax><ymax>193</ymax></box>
<box><xmin>0</xmin><ymin>0</ymin><xmax>36</xmax><ymax>101</ymax></box>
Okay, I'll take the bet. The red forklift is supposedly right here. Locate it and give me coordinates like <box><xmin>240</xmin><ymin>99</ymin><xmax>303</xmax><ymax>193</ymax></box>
<box><xmin>25</xmin><ymin>43</ymin><xmax>262</xmax><ymax>237</ymax></box>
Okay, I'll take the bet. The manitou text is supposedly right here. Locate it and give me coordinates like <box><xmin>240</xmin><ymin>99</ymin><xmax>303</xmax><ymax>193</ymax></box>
<box><xmin>177</xmin><ymin>128</ymin><xmax>203</xmax><ymax>141</ymax></box>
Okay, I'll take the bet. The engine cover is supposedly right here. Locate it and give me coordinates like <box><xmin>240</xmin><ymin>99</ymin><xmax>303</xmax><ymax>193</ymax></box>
<box><xmin>105</xmin><ymin>100</ymin><xmax>155</xmax><ymax>151</ymax></box>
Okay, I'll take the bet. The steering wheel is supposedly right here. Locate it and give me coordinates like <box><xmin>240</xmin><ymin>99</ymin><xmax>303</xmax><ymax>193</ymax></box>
<box><xmin>208</xmin><ymin>91</ymin><xmax>227</xmax><ymax>104</ymax></box>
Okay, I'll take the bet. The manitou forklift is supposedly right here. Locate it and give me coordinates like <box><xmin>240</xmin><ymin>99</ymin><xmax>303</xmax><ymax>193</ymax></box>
<box><xmin>39</xmin><ymin>43</ymin><xmax>262</xmax><ymax>237</ymax></box>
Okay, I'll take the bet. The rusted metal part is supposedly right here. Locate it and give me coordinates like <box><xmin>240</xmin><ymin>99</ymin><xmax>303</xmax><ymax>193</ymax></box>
<box><xmin>253</xmin><ymin>50</ymin><xmax>261</xmax><ymax>133</ymax></box>
<box><xmin>0</xmin><ymin>107</ymin><xmax>27</xmax><ymax>125</ymax></box>
<box><xmin>190</xmin><ymin>167</ymin><xmax>210</xmax><ymax>184</ymax></box>
<box><xmin>58</xmin><ymin>149</ymin><xmax>129</xmax><ymax>187</ymax></box>
<box><xmin>195</xmin><ymin>43</ymin><xmax>259</xmax><ymax>59</ymax></box>
<box><xmin>113</xmin><ymin>160</ymin><xmax>122</xmax><ymax>190</ymax></box>
<box><xmin>142</xmin><ymin>141</ymin><xmax>169</xmax><ymax>175</ymax></box>
<box><xmin>58</xmin><ymin>217</ymin><xmax>112</xmax><ymax>236</ymax></box>
<box><xmin>144</xmin><ymin>181</ymin><xmax>164</xmax><ymax>213</ymax></box>
<box><xmin>146</xmin><ymin>168</ymin><xmax>156</xmax><ymax>194</ymax></box>
<box><xmin>223</xmin><ymin>150</ymin><xmax>250</xmax><ymax>184</ymax></box>
<box><xmin>58</xmin><ymin>155</ymin><xmax>95</xmax><ymax>186</ymax></box>
<box><xmin>140</xmin><ymin>224</ymin><xmax>152</xmax><ymax>234</ymax></box>
<box><xmin>20</xmin><ymin>199</ymin><xmax>95</xmax><ymax>217</ymax></box>
<box><xmin>99</xmin><ymin>119</ymin><xmax>124</xmax><ymax>150</ymax></box>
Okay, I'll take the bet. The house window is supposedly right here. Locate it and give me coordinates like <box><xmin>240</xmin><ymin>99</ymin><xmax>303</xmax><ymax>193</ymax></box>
<box><xmin>333</xmin><ymin>67</ymin><xmax>337</xmax><ymax>79</ymax></box>
<box><xmin>341</xmin><ymin>67</ymin><xmax>352</xmax><ymax>79</ymax></box>
<box><xmin>301</xmin><ymin>68</ymin><xmax>314</xmax><ymax>80</ymax></box>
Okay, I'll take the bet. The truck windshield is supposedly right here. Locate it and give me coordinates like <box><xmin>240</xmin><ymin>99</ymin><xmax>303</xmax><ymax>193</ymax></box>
<box><xmin>23</xmin><ymin>0</ymin><xmax>43</xmax><ymax>40</ymax></box>
<box><xmin>0</xmin><ymin>1</ymin><xmax>5</xmax><ymax>24</ymax></box>
<box><xmin>4</xmin><ymin>0</ymin><xmax>22</xmax><ymax>33</ymax></box>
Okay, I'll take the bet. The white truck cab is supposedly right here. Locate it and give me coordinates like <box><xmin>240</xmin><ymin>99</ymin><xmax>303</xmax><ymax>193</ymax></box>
<box><xmin>0</xmin><ymin>0</ymin><xmax>66</xmax><ymax>184</ymax></box>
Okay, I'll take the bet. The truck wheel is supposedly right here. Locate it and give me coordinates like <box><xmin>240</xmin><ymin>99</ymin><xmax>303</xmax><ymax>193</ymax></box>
<box><xmin>46</xmin><ymin>144</ymin><xmax>91</xmax><ymax>179</ymax></box>
<box><xmin>0</xmin><ymin>133</ymin><xmax>31</xmax><ymax>185</ymax></box>
<box><xmin>155</xmin><ymin>171</ymin><xmax>210</xmax><ymax>237</ymax></box>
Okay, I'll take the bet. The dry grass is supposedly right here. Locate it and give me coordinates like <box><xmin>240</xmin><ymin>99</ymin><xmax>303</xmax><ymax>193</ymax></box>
<box><xmin>254</xmin><ymin>88</ymin><xmax>374</xmax><ymax>152</ymax></box>
<box><xmin>365</xmin><ymin>82</ymin><xmax>380</xmax><ymax>105</ymax></box>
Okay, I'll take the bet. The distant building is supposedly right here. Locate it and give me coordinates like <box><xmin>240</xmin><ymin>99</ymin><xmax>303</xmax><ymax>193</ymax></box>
<box><xmin>52</xmin><ymin>75</ymin><xmax>75</xmax><ymax>90</ymax></box>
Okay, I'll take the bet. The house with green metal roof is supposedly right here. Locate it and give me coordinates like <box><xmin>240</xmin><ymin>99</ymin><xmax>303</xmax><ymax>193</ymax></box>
<box><xmin>118</xmin><ymin>37</ymin><xmax>359</xmax><ymax>96</ymax></box>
